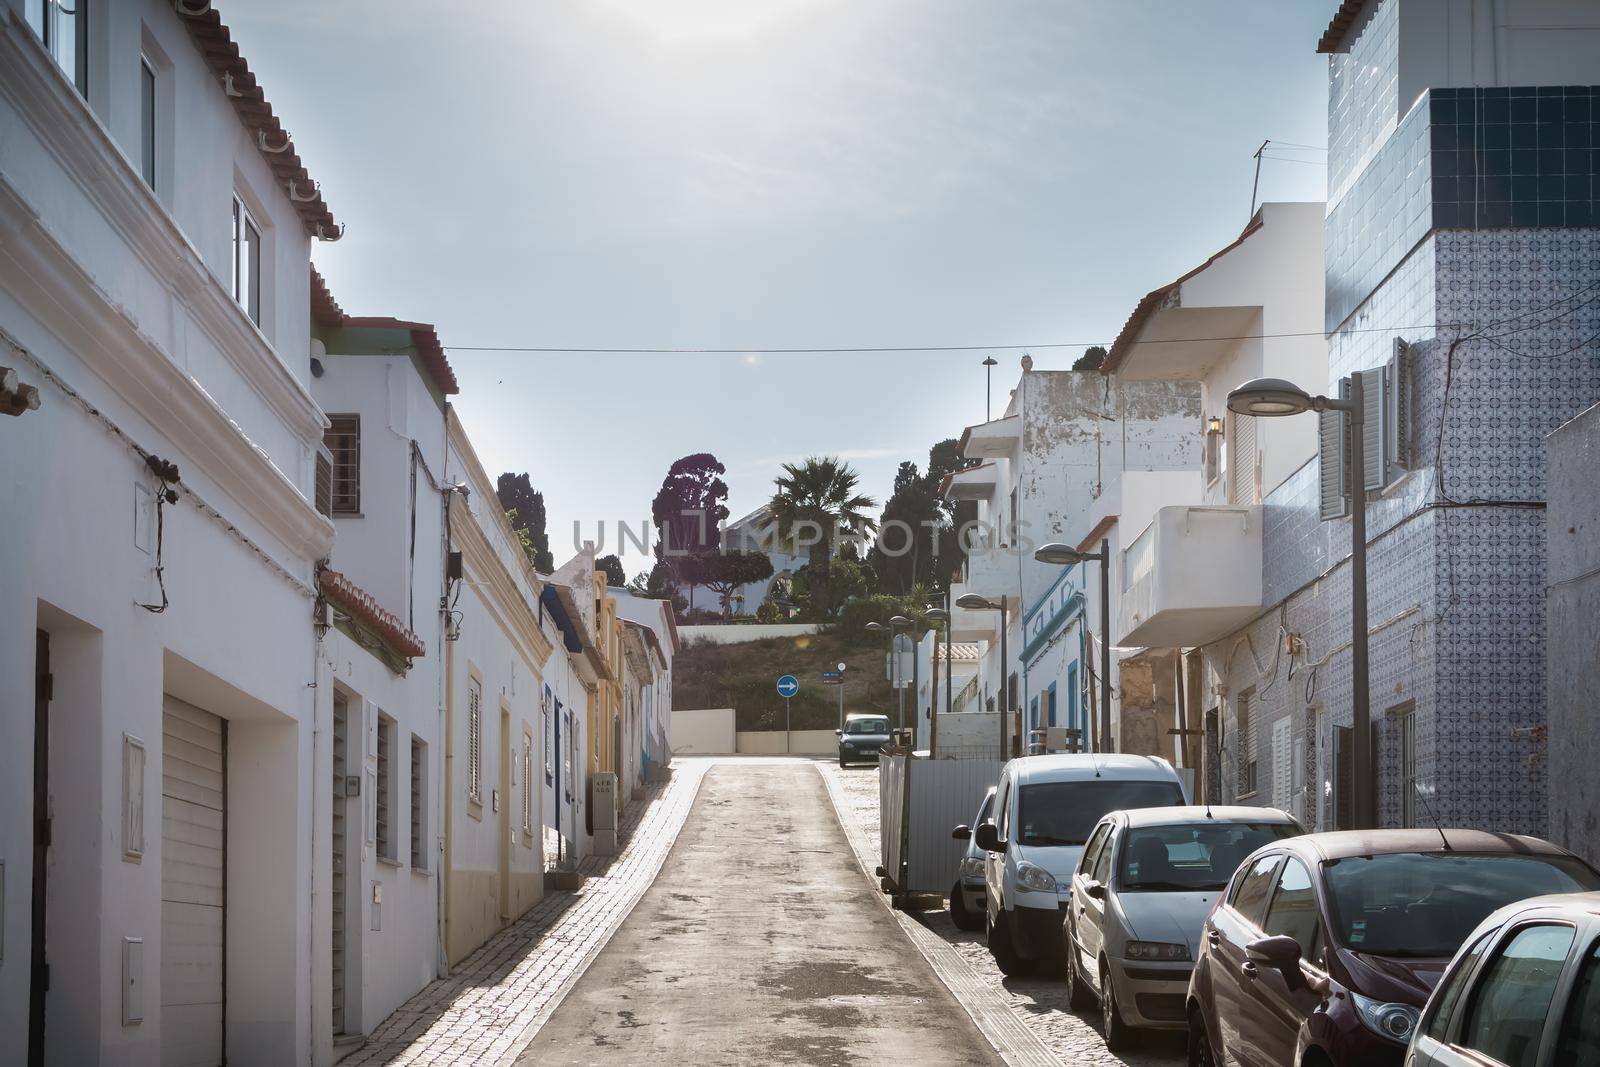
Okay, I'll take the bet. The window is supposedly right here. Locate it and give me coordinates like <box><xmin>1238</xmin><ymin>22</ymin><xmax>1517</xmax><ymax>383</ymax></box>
<box><xmin>1066</xmin><ymin>663</ymin><xmax>1079</xmax><ymax>733</ymax></box>
<box><xmin>521</xmin><ymin>728</ymin><xmax>534</xmax><ymax>836</ymax></box>
<box><xmin>1391</xmin><ymin>701</ymin><xmax>1416</xmax><ymax>827</ymax></box>
<box><xmin>1462</xmin><ymin>924</ymin><xmax>1576</xmax><ymax>1067</ymax></box>
<box><xmin>1016</xmin><ymin>779</ymin><xmax>1185</xmax><ymax>847</ymax></box>
<box><xmin>1078</xmin><ymin>823</ymin><xmax>1111</xmax><ymax>876</ymax></box>
<box><xmin>1203</xmin><ymin>417</ymin><xmax>1223</xmax><ymax>484</ymax></box>
<box><xmin>1236</xmin><ymin>687</ymin><xmax>1258</xmax><ymax>796</ymax></box>
<box><xmin>375</xmin><ymin>714</ymin><xmax>395</xmax><ymax>862</ymax></box>
<box><xmin>26</xmin><ymin>0</ymin><xmax>88</xmax><ymax>97</ymax></box>
<box><xmin>231</xmin><ymin>196</ymin><xmax>262</xmax><ymax>325</ymax></box>
<box><xmin>1228</xmin><ymin>411</ymin><xmax>1259</xmax><ymax>504</ymax></box>
<box><xmin>324</xmin><ymin>415</ymin><xmax>360</xmax><ymax>515</ymax></box>
<box><xmin>543</xmin><ymin>687</ymin><xmax>554</xmax><ymax>784</ymax></box>
<box><xmin>1324</xmin><ymin>853</ymin><xmax>1598</xmax><ymax>957</ymax></box>
<box><xmin>1230</xmin><ymin>854</ymin><xmax>1282</xmax><ymax>926</ymax></box>
<box><xmin>1262</xmin><ymin>858</ymin><xmax>1322</xmax><ymax>964</ymax></box>
<box><xmin>1091</xmin><ymin>831</ymin><xmax>1113</xmax><ymax>884</ymax></box>
<box><xmin>995</xmin><ymin>779</ymin><xmax>1011</xmax><ymax>839</ymax></box>
<box><xmin>1422</xmin><ymin>930</ymin><xmax>1494</xmax><ymax>1043</ymax></box>
<box><xmin>1553</xmin><ymin>938</ymin><xmax>1600</xmax><ymax>1062</ymax></box>
<box><xmin>122</xmin><ymin>733</ymin><xmax>146</xmax><ymax>862</ymax></box>
<box><xmin>139</xmin><ymin>57</ymin><xmax>156</xmax><ymax>190</ymax></box>
<box><xmin>1045</xmin><ymin>683</ymin><xmax>1057</xmax><ymax>728</ymax></box>
<box><xmin>1119</xmin><ymin>821</ymin><xmax>1300</xmax><ymax>892</ymax></box>
<box><xmin>467</xmin><ymin>678</ymin><xmax>483</xmax><ymax>804</ymax></box>
<box><xmin>410</xmin><ymin>735</ymin><xmax>427</xmax><ymax>869</ymax></box>
<box><xmin>561</xmin><ymin>706</ymin><xmax>573</xmax><ymax>801</ymax></box>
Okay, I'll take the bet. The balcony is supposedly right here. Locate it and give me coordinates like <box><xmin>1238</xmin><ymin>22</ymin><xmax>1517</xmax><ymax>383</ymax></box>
<box><xmin>1117</xmin><ymin>505</ymin><xmax>1261</xmax><ymax>649</ymax></box>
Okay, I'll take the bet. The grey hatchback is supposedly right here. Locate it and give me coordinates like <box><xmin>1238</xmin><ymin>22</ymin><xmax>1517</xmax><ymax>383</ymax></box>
<box><xmin>837</xmin><ymin>713</ymin><xmax>892</xmax><ymax>766</ymax></box>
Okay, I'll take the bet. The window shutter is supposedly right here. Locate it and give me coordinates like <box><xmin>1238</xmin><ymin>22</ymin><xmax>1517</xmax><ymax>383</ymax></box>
<box><xmin>1360</xmin><ymin>366</ymin><xmax>1389</xmax><ymax>492</ymax></box>
<box><xmin>1237</xmin><ymin>687</ymin><xmax>1258</xmax><ymax>796</ymax></box>
<box><xmin>468</xmin><ymin>679</ymin><xmax>483</xmax><ymax>802</ymax></box>
<box><xmin>314</xmin><ymin>445</ymin><xmax>333</xmax><ymax>517</ymax></box>
<box><xmin>410</xmin><ymin>736</ymin><xmax>425</xmax><ymax>868</ymax></box>
<box><xmin>123</xmin><ymin>734</ymin><xmax>146</xmax><ymax>861</ymax></box>
<box><xmin>1318</xmin><ymin>381</ymin><xmax>1350</xmax><ymax>520</ymax></box>
<box><xmin>1230</xmin><ymin>412</ymin><xmax>1259</xmax><ymax>505</ymax></box>
<box><xmin>1271</xmin><ymin>717</ymin><xmax>1292</xmax><ymax>811</ymax></box>
<box><xmin>376</xmin><ymin>718</ymin><xmax>392</xmax><ymax>860</ymax></box>
<box><xmin>1388</xmin><ymin>339</ymin><xmax>1414</xmax><ymax>477</ymax></box>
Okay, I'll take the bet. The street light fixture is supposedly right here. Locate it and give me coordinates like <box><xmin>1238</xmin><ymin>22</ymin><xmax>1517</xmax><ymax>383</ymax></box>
<box><xmin>1228</xmin><ymin>374</ymin><xmax>1373</xmax><ymax>830</ymax></box>
<box><xmin>888</xmin><ymin>616</ymin><xmax>913</xmax><ymax>732</ymax></box>
<box><xmin>957</xmin><ymin>592</ymin><xmax>1013</xmax><ymax>757</ymax></box>
<box><xmin>1034</xmin><ymin>541</ymin><xmax>1112</xmax><ymax>755</ymax></box>
<box><xmin>924</xmin><ymin>606</ymin><xmax>951</xmax><ymax>756</ymax></box>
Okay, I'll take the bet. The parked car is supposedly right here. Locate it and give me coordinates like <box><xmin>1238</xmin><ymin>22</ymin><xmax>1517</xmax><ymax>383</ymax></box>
<box><xmin>836</xmin><ymin>713</ymin><xmax>892</xmax><ymax>766</ymax></box>
<box><xmin>950</xmin><ymin>787</ymin><xmax>997</xmax><ymax>932</ymax></box>
<box><xmin>1065</xmin><ymin>806</ymin><xmax>1304</xmax><ymax>1050</ymax></box>
<box><xmin>1186</xmin><ymin>829</ymin><xmax>1600</xmax><ymax>1067</ymax></box>
<box><xmin>974</xmin><ymin>753</ymin><xmax>1187</xmax><ymax>976</ymax></box>
<box><xmin>1406</xmin><ymin>892</ymin><xmax>1600</xmax><ymax>1067</ymax></box>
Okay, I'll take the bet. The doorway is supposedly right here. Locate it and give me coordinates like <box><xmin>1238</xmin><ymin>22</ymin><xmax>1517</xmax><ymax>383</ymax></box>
<box><xmin>29</xmin><ymin>630</ymin><xmax>49</xmax><ymax>1067</ymax></box>
<box><xmin>499</xmin><ymin>706</ymin><xmax>511</xmax><ymax>921</ymax></box>
<box><xmin>331</xmin><ymin>692</ymin><xmax>350</xmax><ymax>1036</ymax></box>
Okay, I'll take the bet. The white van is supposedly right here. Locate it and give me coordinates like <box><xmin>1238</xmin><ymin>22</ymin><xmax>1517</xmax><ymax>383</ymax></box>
<box><xmin>974</xmin><ymin>753</ymin><xmax>1187</xmax><ymax>977</ymax></box>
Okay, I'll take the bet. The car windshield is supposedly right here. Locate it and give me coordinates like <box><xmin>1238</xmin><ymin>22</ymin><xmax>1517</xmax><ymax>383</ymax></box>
<box><xmin>1017</xmin><ymin>780</ymin><xmax>1184</xmax><ymax>847</ymax></box>
<box><xmin>1117</xmin><ymin>822</ymin><xmax>1301</xmax><ymax>891</ymax></box>
<box><xmin>844</xmin><ymin>718</ymin><xmax>890</xmax><ymax>735</ymax></box>
<box><xmin>1325</xmin><ymin>852</ymin><xmax>1600</xmax><ymax>957</ymax></box>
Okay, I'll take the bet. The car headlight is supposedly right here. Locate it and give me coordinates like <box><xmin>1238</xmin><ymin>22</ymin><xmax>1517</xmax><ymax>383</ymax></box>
<box><xmin>1125</xmin><ymin>940</ymin><xmax>1191</xmax><ymax>962</ymax></box>
<box><xmin>1350</xmin><ymin>991</ymin><xmax>1420</xmax><ymax>1045</ymax></box>
<box><xmin>959</xmin><ymin>857</ymin><xmax>986</xmax><ymax>878</ymax></box>
<box><xmin>1015</xmin><ymin>862</ymin><xmax>1056</xmax><ymax>893</ymax></box>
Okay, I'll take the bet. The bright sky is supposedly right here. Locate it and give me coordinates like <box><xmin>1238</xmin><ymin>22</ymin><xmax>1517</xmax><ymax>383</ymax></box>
<box><xmin>228</xmin><ymin>1</ymin><xmax>1331</xmax><ymax>579</ymax></box>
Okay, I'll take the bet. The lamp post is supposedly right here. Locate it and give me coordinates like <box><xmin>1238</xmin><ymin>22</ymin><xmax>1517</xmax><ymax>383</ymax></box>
<box><xmin>957</xmin><ymin>593</ymin><xmax>1012</xmax><ymax>758</ymax></box>
<box><xmin>983</xmin><ymin>356</ymin><xmax>998</xmax><ymax>421</ymax></box>
<box><xmin>1035</xmin><ymin>540</ymin><xmax>1113</xmax><ymax>754</ymax></box>
<box><xmin>924</xmin><ymin>606</ymin><xmax>950</xmax><ymax>756</ymax></box>
<box><xmin>1227</xmin><ymin>375</ymin><xmax>1372</xmax><ymax>830</ymax></box>
<box><xmin>889</xmin><ymin>615</ymin><xmax>912</xmax><ymax>734</ymax></box>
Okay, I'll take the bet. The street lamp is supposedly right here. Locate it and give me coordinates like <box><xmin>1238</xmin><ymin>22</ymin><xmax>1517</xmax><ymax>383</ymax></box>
<box><xmin>924</xmin><ymin>605</ymin><xmax>950</xmax><ymax>756</ymax></box>
<box><xmin>1228</xmin><ymin>375</ymin><xmax>1372</xmax><ymax>830</ymax></box>
<box><xmin>889</xmin><ymin>615</ymin><xmax>912</xmax><ymax>733</ymax></box>
<box><xmin>983</xmin><ymin>356</ymin><xmax>999</xmax><ymax>420</ymax></box>
<box><xmin>957</xmin><ymin>592</ymin><xmax>1013</xmax><ymax>758</ymax></box>
<box><xmin>1035</xmin><ymin>540</ymin><xmax>1113</xmax><ymax>754</ymax></box>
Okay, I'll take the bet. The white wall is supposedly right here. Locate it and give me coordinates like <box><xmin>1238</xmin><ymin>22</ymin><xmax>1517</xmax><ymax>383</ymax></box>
<box><xmin>678</xmin><ymin>623</ymin><xmax>821</xmax><ymax>644</ymax></box>
<box><xmin>671</xmin><ymin>708</ymin><xmax>736</xmax><ymax>754</ymax></box>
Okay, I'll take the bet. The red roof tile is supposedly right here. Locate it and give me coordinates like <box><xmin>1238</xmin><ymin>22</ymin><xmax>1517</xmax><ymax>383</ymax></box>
<box><xmin>309</xmin><ymin>269</ymin><xmax>459</xmax><ymax>396</ymax></box>
<box><xmin>319</xmin><ymin>567</ymin><xmax>427</xmax><ymax>660</ymax></box>
<box><xmin>1317</xmin><ymin>0</ymin><xmax>1371</xmax><ymax>54</ymax></box>
<box><xmin>174</xmin><ymin>3</ymin><xmax>340</xmax><ymax>239</ymax></box>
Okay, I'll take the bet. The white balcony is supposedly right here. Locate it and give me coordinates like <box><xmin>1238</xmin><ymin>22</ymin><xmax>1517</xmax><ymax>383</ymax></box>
<box><xmin>1117</xmin><ymin>505</ymin><xmax>1262</xmax><ymax>649</ymax></box>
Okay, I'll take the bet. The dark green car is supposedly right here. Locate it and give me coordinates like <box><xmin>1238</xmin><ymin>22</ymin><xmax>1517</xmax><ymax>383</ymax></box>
<box><xmin>837</xmin><ymin>713</ymin><xmax>893</xmax><ymax>767</ymax></box>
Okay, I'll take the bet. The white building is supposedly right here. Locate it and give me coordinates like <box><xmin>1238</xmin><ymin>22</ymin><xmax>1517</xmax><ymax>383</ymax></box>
<box><xmin>306</xmin><ymin>282</ymin><xmax>458</xmax><ymax>1058</ymax></box>
<box><xmin>719</xmin><ymin>504</ymin><xmax>810</xmax><ymax>614</ymax></box>
<box><xmin>0</xmin><ymin>3</ymin><xmax>340</xmax><ymax>1064</ymax></box>
<box><xmin>611</xmin><ymin>588</ymin><xmax>678</xmax><ymax>790</ymax></box>
<box><xmin>1099</xmin><ymin>201</ymin><xmax>1325</xmax><ymax>776</ymax></box>
<box><xmin>942</xmin><ymin>365</ymin><xmax>1201</xmax><ymax>760</ymax></box>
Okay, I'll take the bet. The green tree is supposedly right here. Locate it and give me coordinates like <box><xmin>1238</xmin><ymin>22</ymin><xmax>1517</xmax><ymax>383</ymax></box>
<box><xmin>597</xmin><ymin>553</ymin><xmax>627</xmax><ymax>587</ymax></box>
<box><xmin>1072</xmin><ymin>344</ymin><xmax>1107</xmax><ymax>372</ymax></box>
<box><xmin>699</xmin><ymin>550</ymin><xmax>775</xmax><ymax>619</ymax></box>
<box><xmin>868</xmin><ymin>438</ymin><xmax>975</xmax><ymax>594</ymax></box>
<box><xmin>496</xmin><ymin>472</ymin><xmax>553</xmax><ymax>571</ymax></box>
<box><xmin>767</xmin><ymin>456</ymin><xmax>877</xmax><ymax>620</ymax></box>
<box><xmin>651</xmin><ymin>453</ymin><xmax>730</xmax><ymax>617</ymax></box>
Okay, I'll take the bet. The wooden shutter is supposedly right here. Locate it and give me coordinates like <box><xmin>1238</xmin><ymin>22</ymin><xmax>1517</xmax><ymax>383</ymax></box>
<box><xmin>410</xmin><ymin>735</ymin><xmax>425</xmax><ymax>868</ymax></box>
<box><xmin>1318</xmin><ymin>381</ymin><xmax>1350</xmax><ymax>520</ymax></box>
<box><xmin>1230</xmin><ymin>413</ymin><xmax>1259</xmax><ymax>504</ymax></box>
<box><xmin>314</xmin><ymin>445</ymin><xmax>333</xmax><ymax>517</ymax></box>
<box><xmin>1271</xmin><ymin>717</ymin><xmax>1292</xmax><ymax>810</ymax></box>
<box><xmin>1388</xmin><ymin>339</ymin><xmax>1414</xmax><ymax>477</ymax></box>
<box><xmin>324</xmin><ymin>414</ymin><xmax>361</xmax><ymax>515</ymax></box>
<box><xmin>1360</xmin><ymin>366</ymin><xmax>1389</xmax><ymax>492</ymax></box>
<box><xmin>1237</xmin><ymin>688</ymin><xmax>1258</xmax><ymax>795</ymax></box>
<box><xmin>376</xmin><ymin>717</ymin><xmax>392</xmax><ymax>860</ymax></box>
<box><xmin>468</xmin><ymin>678</ymin><xmax>483</xmax><ymax>802</ymax></box>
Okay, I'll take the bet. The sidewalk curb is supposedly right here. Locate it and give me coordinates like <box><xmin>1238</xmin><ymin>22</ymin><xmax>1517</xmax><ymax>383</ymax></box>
<box><xmin>814</xmin><ymin>762</ymin><xmax>1065</xmax><ymax>1067</ymax></box>
<box><xmin>492</xmin><ymin>763</ymin><xmax>712</xmax><ymax>1066</ymax></box>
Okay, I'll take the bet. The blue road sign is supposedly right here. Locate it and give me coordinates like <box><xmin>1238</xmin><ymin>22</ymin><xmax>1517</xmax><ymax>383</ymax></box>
<box><xmin>776</xmin><ymin>674</ymin><xmax>799</xmax><ymax>698</ymax></box>
<box><xmin>820</xmin><ymin>670</ymin><xmax>841</xmax><ymax>681</ymax></box>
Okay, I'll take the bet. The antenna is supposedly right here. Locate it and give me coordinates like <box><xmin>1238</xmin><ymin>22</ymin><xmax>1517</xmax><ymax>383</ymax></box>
<box><xmin>1414</xmin><ymin>782</ymin><xmax>1451</xmax><ymax>851</ymax></box>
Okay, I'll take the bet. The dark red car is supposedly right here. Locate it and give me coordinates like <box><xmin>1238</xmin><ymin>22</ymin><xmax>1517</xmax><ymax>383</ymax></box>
<box><xmin>1185</xmin><ymin>829</ymin><xmax>1600</xmax><ymax>1067</ymax></box>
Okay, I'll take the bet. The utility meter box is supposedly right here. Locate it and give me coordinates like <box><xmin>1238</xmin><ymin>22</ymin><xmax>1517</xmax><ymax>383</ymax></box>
<box><xmin>592</xmin><ymin>772</ymin><xmax>618</xmax><ymax>830</ymax></box>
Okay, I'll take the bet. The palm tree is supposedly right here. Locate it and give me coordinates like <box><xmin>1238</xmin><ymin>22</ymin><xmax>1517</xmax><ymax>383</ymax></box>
<box><xmin>767</xmin><ymin>456</ymin><xmax>878</xmax><ymax>618</ymax></box>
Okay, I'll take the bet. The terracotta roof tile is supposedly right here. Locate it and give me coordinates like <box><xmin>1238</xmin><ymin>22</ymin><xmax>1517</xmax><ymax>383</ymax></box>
<box><xmin>319</xmin><ymin>567</ymin><xmax>427</xmax><ymax>659</ymax></box>
<box><xmin>1317</xmin><ymin>0</ymin><xmax>1371</xmax><ymax>54</ymax></box>
<box><xmin>310</xmin><ymin>269</ymin><xmax>459</xmax><ymax>396</ymax></box>
<box><xmin>174</xmin><ymin>3</ymin><xmax>340</xmax><ymax>239</ymax></box>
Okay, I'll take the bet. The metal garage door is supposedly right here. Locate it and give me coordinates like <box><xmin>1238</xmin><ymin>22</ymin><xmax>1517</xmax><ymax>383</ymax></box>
<box><xmin>161</xmin><ymin>696</ymin><xmax>225</xmax><ymax>1067</ymax></box>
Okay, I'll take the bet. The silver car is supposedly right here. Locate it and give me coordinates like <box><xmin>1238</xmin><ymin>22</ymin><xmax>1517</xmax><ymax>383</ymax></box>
<box><xmin>949</xmin><ymin>787</ymin><xmax>996</xmax><ymax>932</ymax></box>
<box><xmin>1064</xmin><ymin>805</ymin><xmax>1303</xmax><ymax>1050</ymax></box>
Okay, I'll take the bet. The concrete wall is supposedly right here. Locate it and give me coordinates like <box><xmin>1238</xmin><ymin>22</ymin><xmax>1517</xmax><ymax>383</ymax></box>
<box><xmin>671</xmin><ymin>708</ymin><xmax>736</xmax><ymax>754</ymax></box>
<box><xmin>735</xmin><ymin>730</ymin><xmax>839</xmax><ymax>755</ymax></box>
<box><xmin>678</xmin><ymin>623</ymin><xmax>821</xmax><ymax>645</ymax></box>
<box><xmin>1548</xmin><ymin>404</ymin><xmax>1600</xmax><ymax>865</ymax></box>
<box><xmin>934</xmin><ymin>713</ymin><xmax>1005</xmax><ymax>761</ymax></box>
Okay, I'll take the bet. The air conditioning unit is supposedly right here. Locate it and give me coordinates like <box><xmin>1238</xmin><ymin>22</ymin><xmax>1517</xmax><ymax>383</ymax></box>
<box><xmin>591</xmin><ymin>772</ymin><xmax>618</xmax><ymax>831</ymax></box>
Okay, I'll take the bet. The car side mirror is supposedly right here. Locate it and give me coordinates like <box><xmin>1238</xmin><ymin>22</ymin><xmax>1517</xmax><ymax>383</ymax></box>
<box><xmin>952</xmin><ymin>824</ymin><xmax>972</xmax><ymax>841</ymax></box>
<box><xmin>1246</xmin><ymin>935</ymin><xmax>1303</xmax><ymax>969</ymax></box>
<box><xmin>1085</xmin><ymin>881</ymin><xmax>1107</xmax><ymax>900</ymax></box>
<box><xmin>835</xmin><ymin>729</ymin><xmax>843</xmax><ymax>736</ymax></box>
<box><xmin>974</xmin><ymin>821</ymin><xmax>1004</xmax><ymax>853</ymax></box>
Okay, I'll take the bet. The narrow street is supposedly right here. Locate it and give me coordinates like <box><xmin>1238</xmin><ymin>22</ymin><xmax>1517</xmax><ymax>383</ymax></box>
<box><xmin>517</xmin><ymin>763</ymin><xmax>1004</xmax><ymax>1066</ymax></box>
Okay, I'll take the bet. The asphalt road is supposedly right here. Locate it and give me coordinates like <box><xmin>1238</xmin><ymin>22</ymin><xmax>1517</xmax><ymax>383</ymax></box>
<box><xmin>518</xmin><ymin>762</ymin><xmax>1004</xmax><ymax>1066</ymax></box>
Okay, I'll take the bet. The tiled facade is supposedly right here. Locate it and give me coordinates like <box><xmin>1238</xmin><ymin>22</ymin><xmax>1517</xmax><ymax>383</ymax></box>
<box><xmin>1201</xmin><ymin>1</ymin><xmax>1600</xmax><ymax>836</ymax></box>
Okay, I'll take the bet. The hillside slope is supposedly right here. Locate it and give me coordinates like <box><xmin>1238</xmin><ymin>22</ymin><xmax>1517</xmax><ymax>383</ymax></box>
<box><xmin>676</xmin><ymin>630</ymin><xmax>926</xmax><ymax>732</ymax></box>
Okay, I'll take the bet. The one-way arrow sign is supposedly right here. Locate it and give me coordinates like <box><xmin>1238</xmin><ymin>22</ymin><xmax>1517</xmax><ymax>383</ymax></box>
<box><xmin>776</xmin><ymin>674</ymin><xmax>799</xmax><ymax>698</ymax></box>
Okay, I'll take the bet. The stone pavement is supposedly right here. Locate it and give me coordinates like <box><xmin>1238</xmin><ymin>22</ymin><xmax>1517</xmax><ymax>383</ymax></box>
<box><xmin>340</xmin><ymin>759</ymin><xmax>712</xmax><ymax>1066</ymax></box>
<box><xmin>816</xmin><ymin>760</ymin><xmax>1186</xmax><ymax>1067</ymax></box>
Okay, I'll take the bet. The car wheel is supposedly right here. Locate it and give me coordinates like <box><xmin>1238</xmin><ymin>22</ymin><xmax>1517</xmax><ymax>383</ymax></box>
<box><xmin>986</xmin><ymin>906</ymin><xmax>1037</xmax><ymax>977</ymax></box>
<box><xmin>1100</xmin><ymin>959</ymin><xmax>1134</xmax><ymax>1051</ymax></box>
<box><xmin>1187</xmin><ymin>1007</ymin><xmax>1217</xmax><ymax>1067</ymax></box>
<box><xmin>950</xmin><ymin>883</ymin><xmax>983</xmax><ymax>932</ymax></box>
<box><xmin>1063</xmin><ymin>921</ymin><xmax>1094</xmax><ymax>1010</ymax></box>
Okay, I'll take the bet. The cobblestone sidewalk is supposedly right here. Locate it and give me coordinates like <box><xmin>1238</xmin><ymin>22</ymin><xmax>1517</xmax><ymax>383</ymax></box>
<box><xmin>341</xmin><ymin>759</ymin><xmax>711</xmax><ymax>1066</ymax></box>
<box><xmin>815</xmin><ymin>760</ymin><xmax>1185</xmax><ymax>1067</ymax></box>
